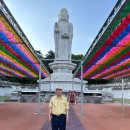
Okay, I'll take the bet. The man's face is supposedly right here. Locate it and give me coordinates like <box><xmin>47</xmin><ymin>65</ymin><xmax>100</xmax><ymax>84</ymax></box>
<box><xmin>56</xmin><ymin>89</ymin><xmax>62</xmax><ymax>96</ymax></box>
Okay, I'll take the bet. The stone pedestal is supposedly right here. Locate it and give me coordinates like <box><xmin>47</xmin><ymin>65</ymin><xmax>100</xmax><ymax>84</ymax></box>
<box><xmin>40</xmin><ymin>61</ymin><xmax>87</xmax><ymax>92</ymax></box>
<box><xmin>41</xmin><ymin>75</ymin><xmax>87</xmax><ymax>92</ymax></box>
<box><xmin>49</xmin><ymin>61</ymin><xmax>76</xmax><ymax>74</ymax></box>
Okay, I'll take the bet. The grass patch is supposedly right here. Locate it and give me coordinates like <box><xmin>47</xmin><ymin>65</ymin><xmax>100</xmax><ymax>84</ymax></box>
<box><xmin>0</xmin><ymin>96</ymin><xmax>10</xmax><ymax>101</ymax></box>
<box><xmin>114</xmin><ymin>98</ymin><xmax>130</xmax><ymax>104</ymax></box>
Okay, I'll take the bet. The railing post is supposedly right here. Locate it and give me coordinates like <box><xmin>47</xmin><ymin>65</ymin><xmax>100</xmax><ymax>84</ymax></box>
<box><xmin>80</xmin><ymin>61</ymin><xmax>83</xmax><ymax>115</ymax></box>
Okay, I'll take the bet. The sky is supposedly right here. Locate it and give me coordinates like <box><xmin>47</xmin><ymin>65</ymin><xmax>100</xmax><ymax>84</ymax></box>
<box><xmin>4</xmin><ymin>0</ymin><xmax>117</xmax><ymax>56</ymax></box>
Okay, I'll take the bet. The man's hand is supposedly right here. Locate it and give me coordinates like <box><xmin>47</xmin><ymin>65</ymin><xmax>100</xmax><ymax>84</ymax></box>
<box><xmin>66</xmin><ymin>115</ymin><xmax>69</xmax><ymax>122</ymax></box>
<box><xmin>66</xmin><ymin>109</ymin><xmax>69</xmax><ymax>123</ymax></box>
<box><xmin>49</xmin><ymin>115</ymin><xmax>51</xmax><ymax>122</ymax></box>
<box><xmin>49</xmin><ymin>108</ymin><xmax>52</xmax><ymax>122</ymax></box>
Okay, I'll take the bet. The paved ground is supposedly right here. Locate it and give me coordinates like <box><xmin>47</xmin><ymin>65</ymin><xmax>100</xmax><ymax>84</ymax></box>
<box><xmin>73</xmin><ymin>104</ymin><xmax>130</xmax><ymax>130</ymax></box>
<box><xmin>0</xmin><ymin>102</ymin><xmax>48</xmax><ymax>130</ymax></box>
<box><xmin>0</xmin><ymin>102</ymin><xmax>130</xmax><ymax>130</ymax></box>
<box><xmin>41</xmin><ymin>106</ymin><xmax>84</xmax><ymax>130</ymax></box>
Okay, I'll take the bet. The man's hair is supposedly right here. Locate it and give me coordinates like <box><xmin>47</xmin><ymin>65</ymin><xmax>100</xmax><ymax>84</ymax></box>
<box><xmin>56</xmin><ymin>87</ymin><xmax>62</xmax><ymax>91</ymax></box>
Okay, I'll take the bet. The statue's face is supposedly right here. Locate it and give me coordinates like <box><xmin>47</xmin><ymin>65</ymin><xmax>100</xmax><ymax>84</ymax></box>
<box><xmin>58</xmin><ymin>8</ymin><xmax>69</xmax><ymax>22</ymax></box>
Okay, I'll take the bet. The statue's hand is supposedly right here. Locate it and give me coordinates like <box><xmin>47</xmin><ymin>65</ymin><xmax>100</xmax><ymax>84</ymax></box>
<box><xmin>54</xmin><ymin>22</ymin><xmax>59</xmax><ymax>33</ymax></box>
<box><xmin>55</xmin><ymin>28</ymin><xmax>59</xmax><ymax>33</ymax></box>
<box><xmin>61</xmin><ymin>33</ymin><xmax>69</xmax><ymax>39</ymax></box>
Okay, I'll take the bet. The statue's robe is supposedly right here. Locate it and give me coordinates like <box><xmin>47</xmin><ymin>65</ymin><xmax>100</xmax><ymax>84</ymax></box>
<box><xmin>54</xmin><ymin>21</ymin><xmax>73</xmax><ymax>61</ymax></box>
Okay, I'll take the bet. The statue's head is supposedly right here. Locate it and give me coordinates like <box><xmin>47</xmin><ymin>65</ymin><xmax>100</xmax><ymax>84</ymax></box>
<box><xmin>58</xmin><ymin>8</ymin><xmax>69</xmax><ymax>22</ymax></box>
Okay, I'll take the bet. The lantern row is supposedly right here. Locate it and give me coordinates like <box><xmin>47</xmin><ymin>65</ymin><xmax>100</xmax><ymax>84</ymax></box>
<box><xmin>76</xmin><ymin>1</ymin><xmax>130</xmax><ymax>80</ymax></box>
<box><xmin>0</xmin><ymin>16</ymin><xmax>48</xmax><ymax>78</ymax></box>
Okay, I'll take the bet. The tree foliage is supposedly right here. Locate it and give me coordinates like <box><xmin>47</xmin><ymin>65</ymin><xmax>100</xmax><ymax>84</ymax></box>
<box><xmin>87</xmin><ymin>79</ymin><xmax>113</xmax><ymax>85</ymax></box>
<box><xmin>0</xmin><ymin>76</ymin><xmax>37</xmax><ymax>84</ymax></box>
<box><xmin>42</xmin><ymin>50</ymin><xmax>84</xmax><ymax>74</ymax></box>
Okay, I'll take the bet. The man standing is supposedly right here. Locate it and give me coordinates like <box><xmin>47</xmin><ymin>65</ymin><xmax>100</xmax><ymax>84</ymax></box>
<box><xmin>49</xmin><ymin>87</ymin><xmax>69</xmax><ymax>130</ymax></box>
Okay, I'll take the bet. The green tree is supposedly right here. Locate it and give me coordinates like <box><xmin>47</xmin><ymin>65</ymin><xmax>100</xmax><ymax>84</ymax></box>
<box><xmin>71</xmin><ymin>54</ymin><xmax>84</xmax><ymax>73</ymax></box>
<box><xmin>42</xmin><ymin>50</ymin><xmax>84</xmax><ymax>74</ymax></box>
<box><xmin>45</xmin><ymin>50</ymin><xmax>55</xmax><ymax>59</ymax></box>
<box><xmin>42</xmin><ymin>50</ymin><xmax>55</xmax><ymax>73</ymax></box>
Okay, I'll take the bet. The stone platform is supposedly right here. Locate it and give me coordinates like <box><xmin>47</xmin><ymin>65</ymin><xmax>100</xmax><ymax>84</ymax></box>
<box><xmin>41</xmin><ymin>75</ymin><xmax>86</xmax><ymax>92</ymax></box>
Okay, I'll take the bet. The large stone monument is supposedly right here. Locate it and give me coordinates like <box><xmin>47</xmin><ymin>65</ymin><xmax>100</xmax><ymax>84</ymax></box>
<box><xmin>54</xmin><ymin>8</ymin><xmax>73</xmax><ymax>61</ymax></box>
<box><xmin>49</xmin><ymin>8</ymin><xmax>76</xmax><ymax>78</ymax></box>
<box><xmin>41</xmin><ymin>8</ymin><xmax>86</xmax><ymax>92</ymax></box>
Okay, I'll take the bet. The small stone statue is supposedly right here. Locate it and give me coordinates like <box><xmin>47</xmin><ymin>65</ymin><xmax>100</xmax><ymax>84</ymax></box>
<box><xmin>54</xmin><ymin>8</ymin><xmax>73</xmax><ymax>61</ymax></box>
